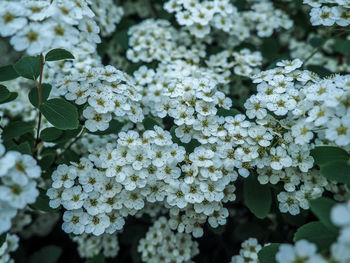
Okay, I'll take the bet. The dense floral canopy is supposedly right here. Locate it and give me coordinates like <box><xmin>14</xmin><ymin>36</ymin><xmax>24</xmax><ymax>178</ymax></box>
<box><xmin>0</xmin><ymin>0</ymin><xmax>349</xmax><ymax>263</ymax></box>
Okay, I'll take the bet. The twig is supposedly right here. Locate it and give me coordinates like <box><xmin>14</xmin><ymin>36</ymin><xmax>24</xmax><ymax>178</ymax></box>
<box><xmin>55</xmin><ymin>128</ymin><xmax>85</xmax><ymax>162</ymax></box>
<box><xmin>34</xmin><ymin>54</ymin><xmax>45</xmax><ymax>152</ymax></box>
<box><xmin>148</xmin><ymin>0</ymin><xmax>158</xmax><ymax>18</ymax></box>
<box><xmin>303</xmin><ymin>26</ymin><xmax>338</xmax><ymax>66</ymax></box>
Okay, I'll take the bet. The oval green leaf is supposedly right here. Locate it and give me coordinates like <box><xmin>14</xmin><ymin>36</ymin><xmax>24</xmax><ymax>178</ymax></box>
<box><xmin>45</xmin><ymin>49</ymin><xmax>74</xmax><ymax>61</ymax></box>
<box><xmin>309</xmin><ymin>197</ymin><xmax>337</xmax><ymax>231</ymax></box>
<box><xmin>40</xmin><ymin>127</ymin><xmax>63</xmax><ymax>142</ymax></box>
<box><xmin>0</xmin><ymin>85</ymin><xmax>10</xmax><ymax>102</ymax></box>
<box><xmin>39</xmin><ymin>98</ymin><xmax>79</xmax><ymax>130</ymax></box>
<box><xmin>0</xmin><ymin>65</ymin><xmax>19</xmax><ymax>82</ymax></box>
<box><xmin>28</xmin><ymin>83</ymin><xmax>52</xmax><ymax>107</ymax></box>
<box><xmin>258</xmin><ymin>243</ymin><xmax>280</xmax><ymax>263</ymax></box>
<box><xmin>293</xmin><ymin>221</ymin><xmax>338</xmax><ymax>252</ymax></box>
<box><xmin>14</xmin><ymin>55</ymin><xmax>41</xmax><ymax>80</ymax></box>
<box><xmin>243</xmin><ymin>172</ymin><xmax>272</xmax><ymax>219</ymax></box>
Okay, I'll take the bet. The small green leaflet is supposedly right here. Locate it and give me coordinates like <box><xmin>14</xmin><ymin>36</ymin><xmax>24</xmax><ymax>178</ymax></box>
<box><xmin>45</xmin><ymin>48</ymin><xmax>74</xmax><ymax>61</ymax></box>
<box><xmin>293</xmin><ymin>221</ymin><xmax>338</xmax><ymax>252</ymax></box>
<box><xmin>13</xmin><ymin>55</ymin><xmax>41</xmax><ymax>80</ymax></box>
<box><xmin>29</xmin><ymin>245</ymin><xmax>62</xmax><ymax>263</ymax></box>
<box><xmin>0</xmin><ymin>65</ymin><xmax>19</xmax><ymax>82</ymax></box>
<box><xmin>243</xmin><ymin>172</ymin><xmax>272</xmax><ymax>219</ymax></box>
<box><xmin>258</xmin><ymin>243</ymin><xmax>280</xmax><ymax>263</ymax></box>
<box><xmin>309</xmin><ymin>197</ymin><xmax>337</xmax><ymax>231</ymax></box>
<box><xmin>39</xmin><ymin>98</ymin><xmax>79</xmax><ymax>130</ymax></box>
<box><xmin>28</xmin><ymin>83</ymin><xmax>52</xmax><ymax>107</ymax></box>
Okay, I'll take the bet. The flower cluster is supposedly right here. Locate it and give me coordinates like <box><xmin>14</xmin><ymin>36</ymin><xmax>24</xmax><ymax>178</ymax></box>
<box><xmin>207</xmin><ymin>49</ymin><xmax>263</xmax><ymax>78</ymax></box>
<box><xmin>330</xmin><ymin>199</ymin><xmax>350</xmax><ymax>262</ymax></box>
<box><xmin>0</xmin><ymin>0</ymin><xmax>124</xmax><ymax>55</ymax></box>
<box><xmin>56</xmin><ymin>65</ymin><xmax>144</xmax><ymax>132</ymax></box>
<box><xmin>230</xmin><ymin>238</ymin><xmax>262</xmax><ymax>263</ymax></box>
<box><xmin>0</xmin><ymin>140</ymin><xmax>41</xmax><ymax>235</ymax></box>
<box><xmin>135</xmin><ymin>62</ymin><xmax>232</xmax><ymax>142</ymax></box>
<box><xmin>248</xmin><ymin>59</ymin><xmax>350</xmax><ymax>147</ymax></box>
<box><xmin>127</xmin><ymin>19</ymin><xmax>207</xmax><ymax>63</ymax></box>
<box><xmin>164</xmin><ymin>0</ymin><xmax>293</xmax><ymax>39</ymax></box>
<box><xmin>276</xmin><ymin>239</ymin><xmax>327</xmax><ymax>263</ymax></box>
<box><xmin>0</xmin><ymin>234</ymin><xmax>19</xmax><ymax>263</ymax></box>
<box><xmin>304</xmin><ymin>0</ymin><xmax>350</xmax><ymax>26</ymax></box>
<box><xmin>90</xmin><ymin>0</ymin><xmax>124</xmax><ymax>37</ymax></box>
<box><xmin>137</xmin><ymin>216</ymin><xmax>199</xmax><ymax>263</ymax></box>
<box><xmin>236</xmin><ymin>59</ymin><xmax>350</xmax><ymax>215</ymax></box>
<box><xmin>270</xmin><ymin>199</ymin><xmax>350</xmax><ymax>263</ymax></box>
<box><xmin>48</xmin><ymin>124</ymin><xmax>238</xmax><ymax>237</ymax></box>
<box><xmin>1</xmin><ymin>0</ymin><xmax>350</xmax><ymax>261</ymax></box>
<box><xmin>72</xmin><ymin>233</ymin><xmax>120</xmax><ymax>259</ymax></box>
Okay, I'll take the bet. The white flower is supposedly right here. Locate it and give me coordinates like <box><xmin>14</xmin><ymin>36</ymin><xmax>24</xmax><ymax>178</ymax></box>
<box><xmin>62</xmin><ymin>209</ymin><xmax>89</xmax><ymax>235</ymax></box>
<box><xmin>270</xmin><ymin>147</ymin><xmax>292</xmax><ymax>170</ymax></box>
<box><xmin>291</xmin><ymin>122</ymin><xmax>314</xmax><ymax>145</ymax></box>
<box><xmin>52</xmin><ymin>164</ymin><xmax>76</xmax><ymax>189</ymax></box>
<box><xmin>10</xmin><ymin>22</ymin><xmax>53</xmax><ymax>55</ymax></box>
<box><xmin>0</xmin><ymin>181</ymin><xmax>38</xmax><ymax>209</ymax></box>
<box><xmin>325</xmin><ymin>116</ymin><xmax>350</xmax><ymax>146</ymax></box>
<box><xmin>277</xmin><ymin>191</ymin><xmax>300</xmax><ymax>215</ymax></box>
<box><xmin>0</xmin><ymin>2</ymin><xmax>28</xmax><ymax>37</ymax></box>
<box><xmin>83</xmin><ymin>106</ymin><xmax>112</xmax><ymax>132</ymax></box>
<box><xmin>276</xmin><ymin>59</ymin><xmax>303</xmax><ymax>73</ymax></box>
<box><xmin>276</xmin><ymin>240</ymin><xmax>324</xmax><ymax>263</ymax></box>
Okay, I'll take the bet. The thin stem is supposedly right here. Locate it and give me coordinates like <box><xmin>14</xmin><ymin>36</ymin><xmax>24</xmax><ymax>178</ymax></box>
<box><xmin>148</xmin><ymin>0</ymin><xmax>158</xmax><ymax>18</ymax></box>
<box><xmin>55</xmin><ymin>128</ymin><xmax>85</xmax><ymax>162</ymax></box>
<box><xmin>303</xmin><ymin>26</ymin><xmax>338</xmax><ymax>66</ymax></box>
<box><xmin>34</xmin><ymin>54</ymin><xmax>45</xmax><ymax>150</ymax></box>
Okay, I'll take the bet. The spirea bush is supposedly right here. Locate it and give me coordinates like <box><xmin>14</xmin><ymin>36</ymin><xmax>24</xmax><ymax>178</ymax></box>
<box><xmin>0</xmin><ymin>0</ymin><xmax>350</xmax><ymax>262</ymax></box>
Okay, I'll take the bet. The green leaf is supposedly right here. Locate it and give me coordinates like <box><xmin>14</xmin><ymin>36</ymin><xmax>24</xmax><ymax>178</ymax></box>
<box><xmin>53</xmin><ymin>126</ymin><xmax>82</xmax><ymax>144</ymax></box>
<box><xmin>0</xmin><ymin>233</ymin><xmax>6</xmax><ymax>247</ymax></box>
<box><xmin>293</xmin><ymin>221</ymin><xmax>338</xmax><ymax>252</ymax></box>
<box><xmin>30</xmin><ymin>188</ymin><xmax>58</xmax><ymax>212</ymax></box>
<box><xmin>2</xmin><ymin>121</ymin><xmax>33</xmax><ymax>141</ymax></box>
<box><xmin>217</xmin><ymin>108</ymin><xmax>241</xmax><ymax>117</ymax></box>
<box><xmin>16</xmin><ymin>141</ymin><xmax>33</xmax><ymax>155</ymax></box>
<box><xmin>39</xmin><ymin>98</ymin><xmax>79</xmax><ymax>130</ymax></box>
<box><xmin>0</xmin><ymin>92</ymin><xmax>17</xmax><ymax>104</ymax></box>
<box><xmin>113</xmin><ymin>30</ymin><xmax>129</xmax><ymax>50</ymax></box>
<box><xmin>86</xmin><ymin>254</ymin><xmax>105</xmax><ymax>263</ymax></box>
<box><xmin>57</xmin><ymin>149</ymin><xmax>80</xmax><ymax>165</ymax></box>
<box><xmin>334</xmin><ymin>38</ymin><xmax>350</xmax><ymax>54</ymax></box>
<box><xmin>143</xmin><ymin>117</ymin><xmax>159</xmax><ymax>130</ymax></box>
<box><xmin>45</xmin><ymin>48</ymin><xmax>74</xmax><ymax>61</ymax></box>
<box><xmin>90</xmin><ymin>119</ymin><xmax>123</xmax><ymax>135</ymax></box>
<box><xmin>243</xmin><ymin>173</ymin><xmax>271</xmax><ymax>219</ymax></box>
<box><xmin>29</xmin><ymin>245</ymin><xmax>62</xmax><ymax>263</ymax></box>
<box><xmin>38</xmin><ymin>153</ymin><xmax>55</xmax><ymax>171</ymax></box>
<box><xmin>40</xmin><ymin>127</ymin><xmax>63</xmax><ymax>142</ymax></box>
<box><xmin>320</xmin><ymin>160</ymin><xmax>350</xmax><ymax>185</ymax></box>
<box><xmin>309</xmin><ymin>37</ymin><xmax>324</xmax><ymax>48</ymax></box>
<box><xmin>0</xmin><ymin>85</ymin><xmax>10</xmax><ymax>103</ymax></box>
<box><xmin>28</xmin><ymin>83</ymin><xmax>52</xmax><ymax>107</ymax></box>
<box><xmin>261</xmin><ymin>38</ymin><xmax>281</xmax><ymax>60</ymax></box>
<box><xmin>0</xmin><ymin>65</ymin><xmax>19</xmax><ymax>82</ymax></box>
<box><xmin>311</xmin><ymin>146</ymin><xmax>349</xmax><ymax>166</ymax></box>
<box><xmin>258</xmin><ymin>243</ymin><xmax>280</xmax><ymax>263</ymax></box>
<box><xmin>309</xmin><ymin>197</ymin><xmax>337</xmax><ymax>230</ymax></box>
<box><xmin>13</xmin><ymin>56</ymin><xmax>41</xmax><ymax>80</ymax></box>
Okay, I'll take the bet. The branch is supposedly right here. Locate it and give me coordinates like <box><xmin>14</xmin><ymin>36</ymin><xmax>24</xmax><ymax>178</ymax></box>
<box><xmin>34</xmin><ymin>54</ymin><xmax>45</xmax><ymax>152</ymax></box>
<box><xmin>54</xmin><ymin>128</ymin><xmax>85</xmax><ymax>162</ymax></box>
